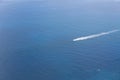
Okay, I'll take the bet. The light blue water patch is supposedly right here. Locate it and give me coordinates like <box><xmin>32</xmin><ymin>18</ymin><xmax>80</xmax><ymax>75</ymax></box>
<box><xmin>0</xmin><ymin>0</ymin><xmax>120</xmax><ymax>80</ymax></box>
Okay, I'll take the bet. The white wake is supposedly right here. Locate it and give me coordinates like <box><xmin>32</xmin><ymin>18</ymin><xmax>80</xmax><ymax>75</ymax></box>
<box><xmin>73</xmin><ymin>29</ymin><xmax>119</xmax><ymax>41</ymax></box>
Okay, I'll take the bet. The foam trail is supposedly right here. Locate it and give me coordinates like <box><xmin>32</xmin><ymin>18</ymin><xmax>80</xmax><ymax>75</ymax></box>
<box><xmin>73</xmin><ymin>29</ymin><xmax>119</xmax><ymax>41</ymax></box>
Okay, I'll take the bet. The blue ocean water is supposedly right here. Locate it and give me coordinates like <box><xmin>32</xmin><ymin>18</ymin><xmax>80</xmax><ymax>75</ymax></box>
<box><xmin>0</xmin><ymin>0</ymin><xmax>120</xmax><ymax>80</ymax></box>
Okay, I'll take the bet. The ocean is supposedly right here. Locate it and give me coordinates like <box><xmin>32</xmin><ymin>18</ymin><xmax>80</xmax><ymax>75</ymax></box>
<box><xmin>0</xmin><ymin>0</ymin><xmax>120</xmax><ymax>80</ymax></box>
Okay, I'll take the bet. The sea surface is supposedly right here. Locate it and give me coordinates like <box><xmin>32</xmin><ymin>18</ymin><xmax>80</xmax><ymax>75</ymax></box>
<box><xmin>0</xmin><ymin>0</ymin><xmax>120</xmax><ymax>80</ymax></box>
